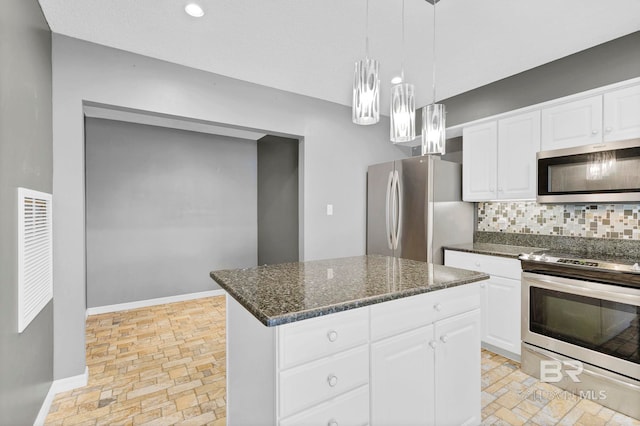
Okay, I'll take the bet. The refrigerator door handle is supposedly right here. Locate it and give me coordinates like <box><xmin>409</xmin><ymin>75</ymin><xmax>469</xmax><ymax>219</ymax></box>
<box><xmin>385</xmin><ymin>171</ymin><xmax>393</xmax><ymax>250</ymax></box>
<box><xmin>394</xmin><ymin>170</ymin><xmax>402</xmax><ymax>250</ymax></box>
<box><xmin>391</xmin><ymin>170</ymin><xmax>399</xmax><ymax>250</ymax></box>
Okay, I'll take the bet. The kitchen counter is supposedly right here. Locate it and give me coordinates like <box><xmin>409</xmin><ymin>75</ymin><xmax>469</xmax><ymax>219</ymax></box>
<box><xmin>211</xmin><ymin>254</ymin><xmax>488</xmax><ymax>326</ymax></box>
<box><xmin>443</xmin><ymin>242</ymin><xmax>546</xmax><ymax>259</ymax></box>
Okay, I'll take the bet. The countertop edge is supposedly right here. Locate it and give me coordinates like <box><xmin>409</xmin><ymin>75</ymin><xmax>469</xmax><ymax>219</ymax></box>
<box><xmin>442</xmin><ymin>245</ymin><xmax>521</xmax><ymax>259</ymax></box>
<box><xmin>211</xmin><ymin>270</ymin><xmax>489</xmax><ymax>327</ymax></box>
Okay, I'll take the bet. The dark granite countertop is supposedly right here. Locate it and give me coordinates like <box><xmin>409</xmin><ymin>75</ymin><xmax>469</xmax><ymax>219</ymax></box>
<box><xmin>443</xmin><ymin>242</ymin><xmax>547</xmax><ymax>259</ymax></box>
<box><xmin>210</xmin><ymin>255</ymin><xmax>489</xmax><ymax>327</ymax></box>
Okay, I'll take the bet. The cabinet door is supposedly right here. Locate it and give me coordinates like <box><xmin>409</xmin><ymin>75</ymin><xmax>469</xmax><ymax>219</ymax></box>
<box><xmin>463</xmin><ymin>121</ymin><xmax>497</xmax><ymax>201</ymax></box>
<box><xmin>484</xmin><ymin>276</ymin><xmax>521</xmax><ymax>356</ymax></box>
<box><xmin>541</xmin><ymin>95</ymin><xmax>602</xmax><ymax>151</ymax></box>
<box><xmin>371</xmin><ymin>325</ymin><xmax>435</xmax><ymax>426</ymax></box>
<box><xmin>497</xmin><ymin>111</ymin><xmax>540</xmax><ymax>200</ymax></box>
<box><xmin>604</xmin><ymin>84</ymin><xmax>640</xmax><ymax>142</ymax></box>
<box><xmin>435</xmin><ymin>309</ymin><xmax>481</xmax><ymax>426</ymax></box>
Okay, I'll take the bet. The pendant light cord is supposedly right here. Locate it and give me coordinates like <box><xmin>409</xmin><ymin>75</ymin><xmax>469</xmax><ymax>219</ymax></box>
<box><xmin>432</xmin><ymin>0</ymin><xmax>437</xmax><ymax>105</ymax></box>
<box><xmin>401</xmin><ymin>0</ymin><xmax>406</xmax><ymax>81</ymax></box>
<box><xmin>365</xmin><ymin>0</ymin><xmax>370</xmax><ymax>57</ymax></box>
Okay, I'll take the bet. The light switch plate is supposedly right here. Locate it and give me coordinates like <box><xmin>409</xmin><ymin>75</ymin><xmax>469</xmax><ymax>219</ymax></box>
<box><xmin>326</xmin><ymin>204</ymin><xmax>333</xmax><ymax>215</ymax></box>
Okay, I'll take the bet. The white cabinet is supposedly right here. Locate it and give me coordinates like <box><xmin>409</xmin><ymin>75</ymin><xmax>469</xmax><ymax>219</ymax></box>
<box><xmin>227</xmin><ymin>283</ymin><xmax>483</xmax><ymax>426</ymax></box>
<box><xmin>371</xmin><ymin>325</ymin><xmax>435</xmax><ymax>425</ymax></box>
<box><xmin>445</xmin><ymin>250</ymin><xmax>521</xmax><ymax>360</ymax></box>
<box><xmin>463</xmin><ymin>121</ymin><xmax>498</xmax><ymax>200</ymax></box>
<box><xmin>498</xmin><ymin>111</ymin><xmax>540</xmax><ymax>199</ymax></box>
<box><xmin>369</xmin><ymin>284</ymin><xmax>481</xmax><ymax>426</ymax></box>
<box><xmin>463</xmin><ymin>111</ymin><xmax>540</xmax><ymax>201</ymax></box>
<box><xmin>482</xmin><ymin>276</ymin><xmax>520</xmax><ymax>355</ymax></box>
<box><xmin>541</xmin><ymin>95</ymin><xmax>602</xmax><ymax>151</ymax></box>
<box><xmin>604</xmin><ymin>84</ymin><xmax>640</xmax><ymax>142</ymax></box>
<box><xmin>435</xmin><ymin>309</ymin><xmax>481</xmax><ymax>426</ymax></box>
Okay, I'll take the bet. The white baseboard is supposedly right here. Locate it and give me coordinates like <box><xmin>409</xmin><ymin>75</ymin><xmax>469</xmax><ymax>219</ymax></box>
<box><xmin>34</xmin><ymin>367</ymin><xmax>89</xmax><ymax>426</ymax></box>
<box><xmin>85</xmin><ymin>289</ymin><xmax>226</xmax><ymax>316</ymax></box>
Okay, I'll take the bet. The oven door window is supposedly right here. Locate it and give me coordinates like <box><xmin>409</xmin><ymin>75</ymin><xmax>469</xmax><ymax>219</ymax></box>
<box><xmin>530</xmin><ymin>287</ymin><xmax>639</xmax><ymax>364</ymax></box>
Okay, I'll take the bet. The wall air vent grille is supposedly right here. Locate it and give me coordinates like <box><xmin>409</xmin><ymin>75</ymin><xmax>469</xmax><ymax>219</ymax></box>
<box><xmin>18</xmin><ymin>187</ymin><xmax>53</xmax><ymax>333</ymax></box>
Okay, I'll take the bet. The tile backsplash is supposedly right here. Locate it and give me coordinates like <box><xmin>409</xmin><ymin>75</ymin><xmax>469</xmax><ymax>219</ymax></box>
<box><xmin>477</xmin><ymin>202</ymin><xmax>640</xmax><ymax>240</ymax></box>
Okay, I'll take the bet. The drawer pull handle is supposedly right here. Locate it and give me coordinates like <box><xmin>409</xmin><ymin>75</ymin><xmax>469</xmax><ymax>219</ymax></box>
<box><xmin>440</xmin><ymin>334</ymin><xmax>449</xmax><ymax>343</ymax></box>
<box><xmin>328</xmin><ymin>420</ymin><xmax>338</xmax><ymax>426</ymax></box>
<box><xmin>433</xmin><ymin>303</ymin><xmax>442</xmax><ymax>312</ymax></box>
<box><xmin>327</xmin><ymin>374</ymin><xmax>338</xmax><ymax>387</ymax></box>
<box><xmin>327</xmin><ymin>330</ymin><xmax>338</xmax><ymax>342</ymax></box>
<box><xmin>480</xmin><ymin>282</ymin><xmax>486</xmax><ymax>288</ymax></box>
<box><xmin>474</xmin><ymin>262</ymin><xmax>481</xmax><ymax>267</ymax></box>
<box><xmin>429</xmin><ymin>340</ymin><xmax>437</xmax><ymax>349</ymax></box>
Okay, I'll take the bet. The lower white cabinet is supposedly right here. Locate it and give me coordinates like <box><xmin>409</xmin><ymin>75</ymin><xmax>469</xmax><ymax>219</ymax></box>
<box><xmin>371</xmin><ymin>325</ymin><xmax>435</xmax><ymax>425</ymax></box>
<box><xmin>226</xmin><ymin>283</ymin><xmax>483</xmax><ymax>426</ymax></box>
<box><xmin>445</xmin><ymin>250</ymin><xmax>521</xmax><ymax>360</ymax></box>
<box><xmin>435</xmin><ymin>309</ymin><xmax>482</xmax><ymax>426</ymax></box>
<box><xmin>482</xmin><ymin>276</ymin><xmax>520</xmax><ymax>355</ymax></box>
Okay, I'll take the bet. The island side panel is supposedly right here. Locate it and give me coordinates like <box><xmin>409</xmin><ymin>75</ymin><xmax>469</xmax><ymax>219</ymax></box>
<box><xmin>227</xmin><ymin>295</ymin><xmax>276</xmax><ymax>425</ymax></box>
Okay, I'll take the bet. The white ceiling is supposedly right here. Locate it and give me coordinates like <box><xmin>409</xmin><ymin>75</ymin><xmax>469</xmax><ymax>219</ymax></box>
<box><xmin>40</xmin><ymin>0</ymin><xmax>640</xmax><ymax>115</ymax></box>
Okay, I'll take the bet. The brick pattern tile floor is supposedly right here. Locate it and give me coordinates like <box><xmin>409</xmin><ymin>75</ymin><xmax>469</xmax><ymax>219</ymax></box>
<box><xmin>480</xmin><ymin>350</ymin><xmax>640</xmax><ymax>426</ymax></box>
<box><xmin>45</xmin><ymin>296</ymin><xmax>639</xmax><ymax>425</ymax></box>
<box><xmin>45</xmin><ymin>296</ymin><xmax>227</xmax><ymax>426</ymax></box>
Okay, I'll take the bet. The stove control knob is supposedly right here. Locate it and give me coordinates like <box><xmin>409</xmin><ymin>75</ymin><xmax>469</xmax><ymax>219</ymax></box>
<box><xmin>633</xmin><ymin>263</ymin><xmax>640</xmax><ymax>272</ymax></box>
<box><xmin>539</xmin><ymin>253</ymin><xmax>547</xmax><ymax>262</ymax></box>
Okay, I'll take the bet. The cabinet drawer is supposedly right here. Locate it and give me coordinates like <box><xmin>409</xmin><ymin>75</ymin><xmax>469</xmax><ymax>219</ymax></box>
<box><xmin>279</xmin><ymin>385</ymin><xmax>369</xmax><ymax>426</ymax></box>
<box><xmin>370</xmin><ymin>283</ymin><xmax>480</xmax><ymax>341</ymax></box>
<box><xmin>279</xmin><ymin>345</ymin><xmax>369</xmax><ymax>418</ymax></box>
<box><xmin>278</xmin><ymin>307</ymin><xmax>369</xmax><ymax>369</ymax></box>
<box><xmin>445</xmin><ymin>250</ymin><xmax>521</xmax><ymax>280</ymax></box>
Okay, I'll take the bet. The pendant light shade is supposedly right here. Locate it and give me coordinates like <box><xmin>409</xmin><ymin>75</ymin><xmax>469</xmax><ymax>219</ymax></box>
<box><xmin>421</xmin><ymin>0</ymin><xmax>446</xmax><ymax>156</ymax></box>
<box><xmin>353</xmin><ymin>57</ymin><xmax>380</xmax><ymax>125</ymax></box>
<box><xmin>421</xmin><ymin>103</ymin><xmax>446</xmax><ymax>155</ymax></box>
<box><xmin>352</xmin><ymin>0</ymin><xmax>380</xmax><ymax>125</ymax></box>
<box><xmin>390</xmin><ymin>82</ymin><xmax>415</xmax><ymax>143</ymax></box>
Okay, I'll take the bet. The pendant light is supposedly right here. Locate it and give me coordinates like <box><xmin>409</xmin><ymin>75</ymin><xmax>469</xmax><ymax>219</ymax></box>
<box><xmin>390</xmin><ymin>0</ymin><xmax>416</xmax><ymax>143</ymax></box>
<box><xmin>353</xmin><ymin>0</ymin><xmax>380</xmax><ymax>125</ymax></box>
<box><xmin>421</xmin><ymin>0</ymin><xmax>446</xmax><ymax>155</ymax></box>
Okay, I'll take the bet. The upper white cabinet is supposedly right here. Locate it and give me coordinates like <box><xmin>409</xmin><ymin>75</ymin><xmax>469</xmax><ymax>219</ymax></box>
<box><xmin>497</xmin><ymin>111</ymin><xmax>540</xmax><ymax>199</ymax></box>
<box><xmin>541</xmin><ymin>95</ymin><xmax>602</xmax><ymax>151</ymax></box>
<box><xmin>604</xmin><ymin>84</ymin><xmax>640</xmax><ymax>142</ymax></box>
<box><xmin>463</xmin><ymin>111</ymin><xmax>540</xmax><ymax>201</ymax></box>
<box><xmin>463</xmin><ymin>121</ymin><xmax>498</xmax><ymax>201</ymax></box>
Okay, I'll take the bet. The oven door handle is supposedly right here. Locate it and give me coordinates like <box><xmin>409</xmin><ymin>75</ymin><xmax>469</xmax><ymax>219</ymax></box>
<box><xmin>522</xmin><ymin>272</ymin><xmax>640</xmax><ymax>306</ymax></box>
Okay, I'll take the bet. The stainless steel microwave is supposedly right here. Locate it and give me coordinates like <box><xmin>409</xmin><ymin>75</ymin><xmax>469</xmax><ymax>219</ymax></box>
<box><xmin>537</xmin><ymin>138</ymin><xmax>640</xmax><ymax>203</ymax></box>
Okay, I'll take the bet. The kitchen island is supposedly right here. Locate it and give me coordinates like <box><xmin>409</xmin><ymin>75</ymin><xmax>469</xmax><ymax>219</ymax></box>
<box><xmin>211</xmin><ymin>255</ymin><xmax>489</xmax><ymax>426</ymax></box>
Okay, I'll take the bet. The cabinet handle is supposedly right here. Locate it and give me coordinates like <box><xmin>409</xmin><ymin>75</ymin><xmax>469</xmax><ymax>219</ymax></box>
<box><xmin>429</xmin><ymin>340</ymin><xmax>437</xmax><ymax>349</ymax></box>
<box><xmin>327</xmin><ymin>330</ymin><xmax>338</xmax><ymax>342</ymax></box>
<box><xmin>327</xmin><ymin>374</ymin><xmax>338</xmax><ymax>387</ymax></box>
<box><xmin>433</xmin><ymin>303</ymin><xmax>442</xmax><ymax>312</ymax></box>
<box><xmin>328</xmin><ymin>420</ymin><xmax>338</xmax><ymax>426</ymax></box>
<box><xmin>440</xmin><ymin>334</ymin><xmax>449</xmax><ymax>343</ymax></box>
<box><xmin>474</xmin><ymin>262</ymin><xmax>481</xmax><ymax>267</ymax></box>
<box><xmin>592</xmin><ymin>129</ymin><xmax>599</xmax><ymax>135</ymax></box>
<box><xmin>480</xmin><ymin>282</ymin><xmax>486</xmax><ymax>288</ymax></box>
<box><xmin>498</xmin><ymin>187</ymin><xmax>503</xmax><ymax>192</ymax></box>
<box><xmin>605</xmin><ymin>127</ymin><xmax>612</xmax><ymax>133</ymax></box>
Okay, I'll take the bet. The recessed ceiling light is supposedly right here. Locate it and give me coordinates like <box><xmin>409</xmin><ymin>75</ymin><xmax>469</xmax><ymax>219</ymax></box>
<box><xmin>391</xmin><ymin>76</ymin><xmax>403</xmax><ymax>84</ymax></box>
<box><xmin>185</xmin><ymin>3</ymin><xmax>204</xmax><ymax>18</ymax></box>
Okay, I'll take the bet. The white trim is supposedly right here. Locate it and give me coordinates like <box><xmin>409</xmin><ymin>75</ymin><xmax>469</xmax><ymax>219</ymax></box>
<box><xmin>34</xmin><ymin>367</ymin><xmax>89</xmax><ymax>426</ymax></box>
<box><xmin>85</xmin><ymin>289</ymin><xmax>226</xmax><ymax>316</ymax></box>
<box><xmin>444</xmin><ymin>76</ymin><xmax>640</xmax><ymax>139</ymax></box>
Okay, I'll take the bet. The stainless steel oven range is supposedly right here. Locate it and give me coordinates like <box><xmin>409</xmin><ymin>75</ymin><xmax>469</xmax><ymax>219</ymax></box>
<box><xmin>520</xmin><ymin>252</ymin><xmax>640</xmax><ymax>419</ymax></box>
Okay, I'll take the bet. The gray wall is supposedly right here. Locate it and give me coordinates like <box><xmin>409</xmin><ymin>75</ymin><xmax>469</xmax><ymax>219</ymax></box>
<box><xmin>257</xmin><ymin>135</ymin><xmax>299</xmax><ymax>265</ymax></box>
<box><xmin>439</xmin><ymin>31</ymin><xmax>640</xmax><ymax>127</ymax></box>
<box><xmin>0</xmin><ymin>1</ymin><xmax>54</xmax><ymax>424</ymax></box>
<box><xmin>85</xmin><ymin>118</ymin><xmax>257</xmax><ymax>307</ymax></box>
<box><xmin>52</xmin><ymin>35</ymin><xmax>408</xmax><ymax>379</ymax></box>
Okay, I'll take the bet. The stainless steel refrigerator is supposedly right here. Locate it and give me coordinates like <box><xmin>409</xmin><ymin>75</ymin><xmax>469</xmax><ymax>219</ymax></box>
<box><xmin>367</xmin><ymin>156</ymin><xmax>473</xmax><ymax>264</ymax></box>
